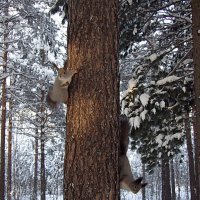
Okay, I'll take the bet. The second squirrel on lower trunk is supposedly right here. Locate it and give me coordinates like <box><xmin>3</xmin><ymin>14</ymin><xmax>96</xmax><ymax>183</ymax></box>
<box><xmin>119</xmin><ymin>115</ymin><xmax>147</xmax><ymax>193</ymax></box>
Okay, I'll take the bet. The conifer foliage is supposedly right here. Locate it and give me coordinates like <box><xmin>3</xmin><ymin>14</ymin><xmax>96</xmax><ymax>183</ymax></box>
<box><xmin>121</xmin><ymin>0</ymin><xmax>194</xmax><ymax>170</ymax></box>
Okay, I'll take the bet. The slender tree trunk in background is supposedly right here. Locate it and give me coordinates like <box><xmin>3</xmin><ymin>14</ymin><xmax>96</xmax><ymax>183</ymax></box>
<box><xmin>162</xmin><ymin>159</ymin><xmax>172</xmax><ymax>200</ymax></box>
<box><xmin>192</xmin><ymin>0</ymin><xmax>200</xmax><ymax>199</ymax></box>
<box><xmin>185</xmin><ymin>112</ymin><xmax>197</xmax><ymax>200</ymax></box>
<box><xmin>64</xmin><ymin>0</ymin><xmax>119</xmax><ymax>199</ymax></box>
<box><xmin>193</xmin><ymin>111</ymin><xmax>200</xmax><ymax>200</ymax></box>
<box><xmin>155</xmin><ymin>175</ymin><xmax>158</xmax><ymax>200</ymax></box>
<box><xmin>12</xmin><ymin>134</ymin><xmax>17</xmax><ymax>200</ymax></box>
<box><xmin>142</xmin><ymin>164</ymin><xmax>146</xmax><ymax>200</ymax></box>
<box><xmin>185</xmin><ymin>162</ymin><xmax>190</xmax><ymax>200</ymax></box>
<box><xmin>175</xmin><ymin>161</ymin><xmax>181</xmax><ymax>200</ymax></box>
<box><xmin>170</xmin><ymin>160</ymin><xmax>176</xmax><ymax>200</ymax></box>
<box><xmin>0</xmin><ymin>8</ymin><xmax>8</xmax><ymax>199</ymax></box>
<box><xmin>40</xmin><ymin>88</ymin><xmax>46</xmax><ymax>200</ymax></box>
<box><xmin>7</xmin><ymin>96</ymin><xmax>13</xmax><ymax>200</ymax></box>
<box><xmin>154</xmin><ymin>168</ymin><xmax>161</xmax><ymax>200</ymax></box>
<box><xmin>33</xmin><ymin>128</ymin><xmax>38</xmax><ymax>200</ymax></box>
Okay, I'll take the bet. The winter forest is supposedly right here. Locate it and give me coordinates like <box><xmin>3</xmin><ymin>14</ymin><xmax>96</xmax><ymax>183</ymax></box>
<box><xmin>0</xmin><ymin>0</ymin><xmax>200</xmax><ymax>200</ymax></box>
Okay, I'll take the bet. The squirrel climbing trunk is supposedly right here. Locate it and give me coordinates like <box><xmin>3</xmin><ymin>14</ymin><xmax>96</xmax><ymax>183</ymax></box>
<box><xmin>119</xmin><ymin>115</ymin><xmax>147</xmax><ymax>193</ymax></box>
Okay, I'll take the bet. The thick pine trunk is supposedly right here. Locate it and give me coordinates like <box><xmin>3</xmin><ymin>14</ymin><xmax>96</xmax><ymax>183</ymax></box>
<box><xmin>192</xmin><ymin>0</ymin><xmax>200</xmax><ymax>199</ymax></box>
<box><xmin>64</xmin><ymin>0</ymin><xmax>119</xmax><ymax>199</ymax></box>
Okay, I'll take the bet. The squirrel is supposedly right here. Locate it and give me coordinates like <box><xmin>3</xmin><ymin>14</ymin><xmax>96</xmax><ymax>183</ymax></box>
<box><xmin>46</xmin><ymin>63</ymin><xmax>77</xmax><ymax>108</ymax></box>
<box><xmin>119</xmin><ymin>115</ymin><xmax>147</xmax><ymax>193</ymax></box>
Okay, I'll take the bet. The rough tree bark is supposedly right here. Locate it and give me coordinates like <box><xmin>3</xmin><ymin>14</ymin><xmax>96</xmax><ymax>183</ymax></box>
<box><xmin>64</xmin><ymin>0</ymin><xmax>119</xmax><ymax>199</ymax></box>
<box><xmin>192</xmin><ymin>0</ymin><xmax>200</xmax><ymax>199</ymax></box>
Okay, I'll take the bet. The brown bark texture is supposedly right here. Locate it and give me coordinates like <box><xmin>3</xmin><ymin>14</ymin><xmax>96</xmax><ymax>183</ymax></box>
<box><xmin>64</xmin><ymin>0</ymin><xmax>119</xmax><ymax>200</ymax></box>
<box><xmin>192</xmin><ymin>0</ymin><xmax>200</xmax><ymax>199</ymax></box>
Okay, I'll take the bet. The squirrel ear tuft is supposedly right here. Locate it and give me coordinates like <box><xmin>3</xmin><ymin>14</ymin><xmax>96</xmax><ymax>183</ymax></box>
<box><xmin>141</xmin><ymin>183</ymin><xmax>148</xmax><ymax>188</ymax></box>
<box><xmin>52</xmin><ymin>63</ymin><xmax>59</xmax><ymax>72</ymax></box>
<box><xmin>134</xmin><ymin>177</ymin><xmax>143</xmax><ymax>185</ymax></box>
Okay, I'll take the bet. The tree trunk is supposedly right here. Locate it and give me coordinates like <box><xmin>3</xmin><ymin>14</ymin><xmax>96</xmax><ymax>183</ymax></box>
<box><xmin>64</xmin><ymin>0</ymin><xmax>119</xmax><ymax>199</ymax></box>
<box><xmin>170</xmin><ymin>159</ymin><xmax>176</xmax><ymax>200</ymax></box>
<box><xmin>193</xmin><ymin>111</ymin><xmax>200</xmax><ymax>200</ymax></box>
<box><xmin>33</xmin><ymin>128</ymin><xmax>38</xmax><ymax>200</ymax></box>
<box><xmin>0</xmin><ymin>9</ymin><xmax>8</xmax><ymax>200</ymax></box>
<box><xmin>12</xmin><ymin>134</ymin><xmax>17</xmax><ymax>200</ymax></box>
<box><xmin>185</xmin><ymin>160</ymin><xmax>190</xmax><ymax>200</ymax></box>
<box><xmin>175</xmin><ymin>160</ymin><xmax>181</xmax><ymax>200</ymax></box>
<box><xmin>185</xmin><ymin>112</ymin><xmax>197</xmax><ymax>200</ymax></box>
<box><xmin>142</xmin><ymin>164</ymin><xmax>146</xmax><ymax>200</ymax></box>
<box><xmin>192</xmin><ymin>0</ymin><xmax>200</xmax><ymax>199</ymax></box>
<box><xmin>7</xmin><ymin>95</ymin><xmax>13</xmax><ymax>200</ymax></box>
<box><xmin>162</xmin><ymin>159</ymin><xmax>172</xmax><ymax>200</ymax></box>
<box><xmin>40</xmin><ymin>88</ymin><xmax>46</xmax><ymax>200</ymax></box>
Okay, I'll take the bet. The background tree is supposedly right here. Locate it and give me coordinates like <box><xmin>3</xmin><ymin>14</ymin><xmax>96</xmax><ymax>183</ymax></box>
<box><xmin>192</xmin><ymin>0</ymin><xmax>200</xmax><ymax>199</ymax></box>
<box><xmin>0</xmin><ymin>1</ymin><xmax>9</xmax><ymax>199</ymax></box>
<box><xmin>0</xmin><ymin>1</ymin><xmax>67</xmax><ymax>199</ymax></box>
<box><xmin>1</xmin><ymin>0</ymin><xmax>200</xmax><ymax>199</ymax></box>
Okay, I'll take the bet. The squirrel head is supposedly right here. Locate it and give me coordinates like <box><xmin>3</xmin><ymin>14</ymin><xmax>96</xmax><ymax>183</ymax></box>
<box><xmin>52</xmin><ymin>63</ymin><xmax>77</xmax><ymax>79</ymax></box>
<box><xmin>58</xmin><ymin>68</ymin><xmax>77</xmax><ymax>79</ymax></box>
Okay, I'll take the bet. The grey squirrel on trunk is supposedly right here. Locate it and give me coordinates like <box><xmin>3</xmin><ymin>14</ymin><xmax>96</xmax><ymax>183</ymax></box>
<box><xmin>120</xmin><ymin>115</ymin><xmax>147</xmax><ymax>193</ymax></box>
<box><xmin>46</xmin><ymin>63</ymin><xmax>77</xmax><ymax>108</ymax></box>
